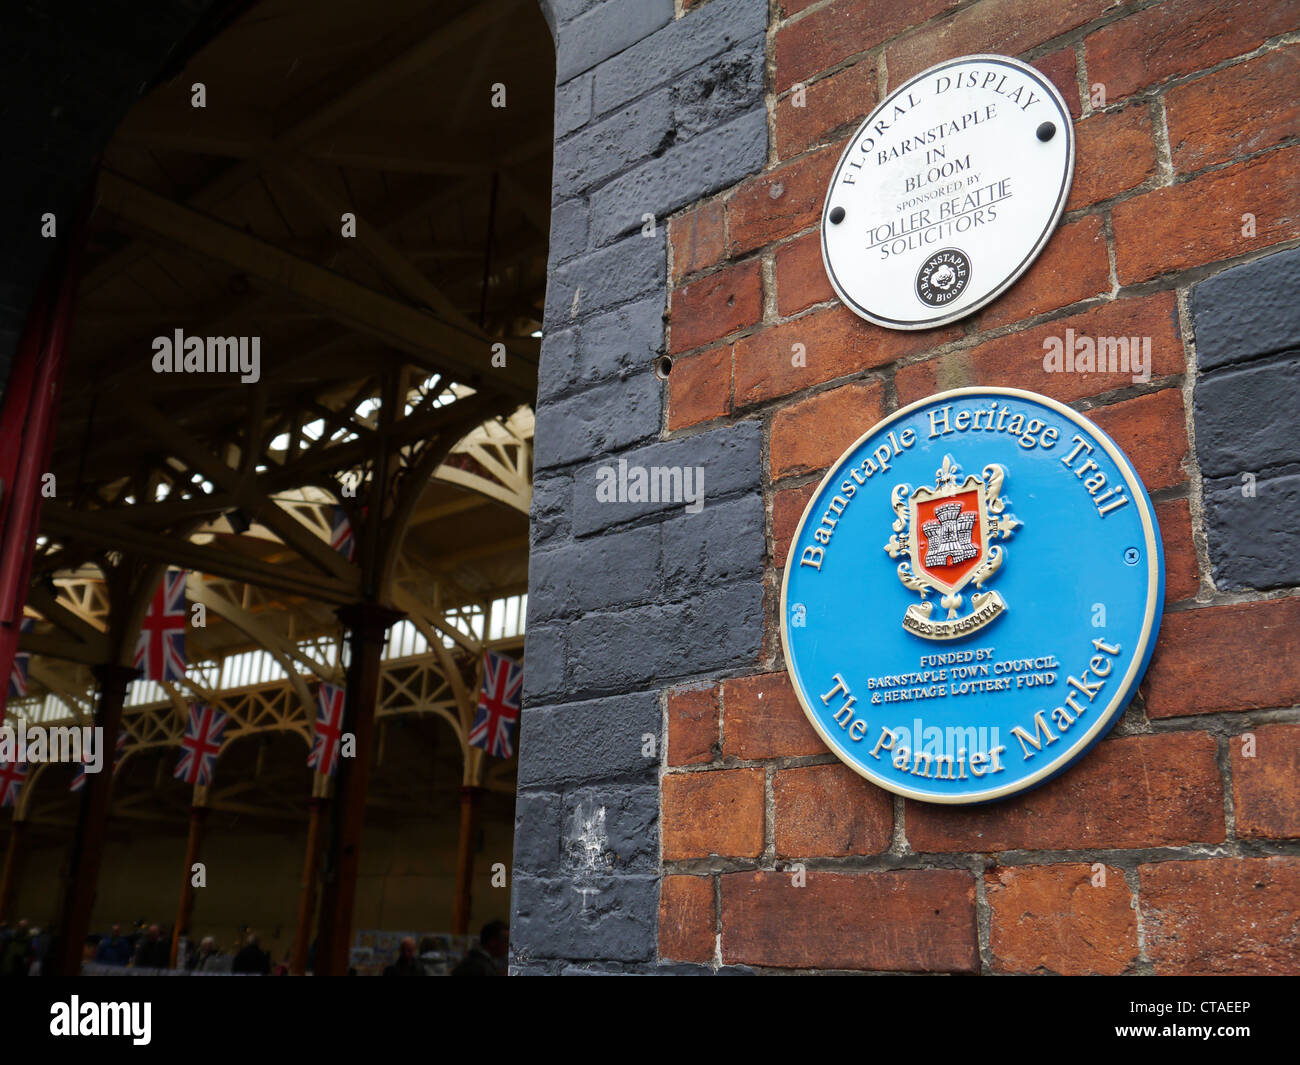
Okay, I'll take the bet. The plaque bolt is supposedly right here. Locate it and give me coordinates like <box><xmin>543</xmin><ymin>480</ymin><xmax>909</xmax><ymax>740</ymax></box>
<box><xmin>829</xmin><ymin>206</ymin><xmax>845</xmax><ymax>224</ymax></box>
<box><xmin>1123</xmin><ymin>547</ymin><xmax>1140</xmax><ymax>565</ymax></box>
<box><xmin>1036</xmin><ymin>121</ymin><xmax>1056</xmax><ymax>142</ymax></box>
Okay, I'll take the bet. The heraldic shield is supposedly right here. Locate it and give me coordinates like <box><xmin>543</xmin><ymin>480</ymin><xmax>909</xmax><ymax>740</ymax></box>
<box><xmin>884</xmin><ymin>455</ymin><xmax>1021</xmax><ymax>640</ymax></box>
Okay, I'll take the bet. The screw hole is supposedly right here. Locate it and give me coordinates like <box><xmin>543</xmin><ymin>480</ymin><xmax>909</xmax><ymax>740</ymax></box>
<box><xmin>1036</xmin><ymin>121</ymin><xmax>1056</xmax><ymax>142</ymax></box>
<box><xmin>654</xmin><ymin>355</ymin><xmax>673</xmax><ymax>380</ymax></box>
<box><xmin>829</xmin><ymin>205</ymin><xmax>845</xmax><ymax>224</ymax></box>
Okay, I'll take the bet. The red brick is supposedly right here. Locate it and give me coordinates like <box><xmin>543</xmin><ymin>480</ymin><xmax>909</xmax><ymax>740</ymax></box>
<box><xmin>976</xmin><ymin>215</ymin><xmax>1111</xmax><ymax>330</ymax></box>
<box><xmin>769</xmin><ymin>379</ymin><xmax>885</xmax><ymax>480</ymax></box>
<box><xmin>987</xmin><ymin>864</ymin><xmax>1138</xmax><ymax>975</ymax></box>
<box><xmin>723</xmin><ymin>671</ymin><xmax>826</xmax><ymax>760</ymax></box>
<box><xmin>735</xmin><ymin>303</ymin><xmax>959</xmax><ymax>407</ymax></box>
<box><xmin>667</xmin><ymin>684</ymin><xmax>719</xmax><ymax>767</ymax></box>
<box><xmin>1155</xmin><ymin>497</ymin><xmax>1199</xmax><ymax>603</ymax></box>
<box><xmin>659</xmin><ymin>875</ymin><xmax>715</xmax><ymax>963</ymax></box>
<box><xmin>774</xmin><ymin>230</ymin><xmax>835</xmax><ymax>318</ymax></box>
<box><xmin>669</xmin><ymin>199</ymin><xmax>726</xmax><ymax>282</ymax></box>
<box><xmin>721</xmin><ymin>869</ymin><xmax>978</xmax><ymax>971</ymax></box>
<box><xmin>1232</xmin><ymin>723</ymin><xmax>1300</xmax><ymax>839</ymax></box>
<box><xmin>775</xmin><ymin>59</ymin><xmax>879</xmax><ymax>160</ymax></box>
<box><xmin>1166</xmin><ymin>45</ymin><xmax>1300</xmax><ymax>174</ymax></box>
<box><xmin>1032</xmin><ymin>47</ymin><xmax>1081</xmax><ymax>119</ymax></box>
<box><xmin>895</xmin><ymin>355</ymin><xmax>946</xmax><ymax>407</ymax></box>
<box><xmin>886</xmin><ymin>0</ymin><xmax>1114</xmax><ymax>86</ymax></box>
<box><xmin>772</xmin><ymin>480</ymin><xmax>818</xmax><ymax>568</ymax></box>
<box><xmin>1085</xmin><ymin>0</ymin><xmax>1300</xmax><ymax>103</ymax></box>
<box><xmin>1139</xmin><ymin>857</ymin><xmax>1300</xmax><ymax>975</ymax></box>
<box><xmin>777</xmin><ymin>0</ymin><xmax>821</xmax><ymax>16</ymax></box>
<box><xmin>1086</xmin><ymin>387</ymin><xmax>1188</xmax><ymax>492</ymax></box>
<box><xmin>662</xmin><ymin>768</ymin><xmax>765</xmax><ymax>859</ymax></box>
<box><xmin>666</xmin><ymin>345</ymin><xmax>731</xmax><ymax>430</ymax></box>
<box><xmin>726</xmin><ymin>143</ymin><xmax>841</xmax><ymax>256</ymax></box>
<box><xmin>1113</xmin><ymin>145</ymin><xmax>1300</xmax><ymax>284</ymax></box>
<box><xmin>1066</xmin><ymin>103</ymin><xmax>1158</xmax><ymax>210</ymax></box>
<box><xmin>774</xmin><ymin>0</ymin><xmax>955</xmax><ymax>93</ymax></box>
<box><xmin>775</xmin><ymin>763</ymin><xmax>893</xmax><ymax>857</ymax></box>
<box><xmin>962</xmin><ymin>292</ymin><xmax>1184</xmax><ymax>402</ymax></box>
<box><xmin>1141</xmin><ymin>598</ymin><xmax>1300</xmax><ymax>718</ymax></box>
<box><xmin>906</xmin><ymin>733</ymin><xmax>1225</xmax><ymax>852</ymax></box>
<box><xmin>669</xmin><ymin>259</ymin><xmax>763</xmax><ymax>354</ymax></box>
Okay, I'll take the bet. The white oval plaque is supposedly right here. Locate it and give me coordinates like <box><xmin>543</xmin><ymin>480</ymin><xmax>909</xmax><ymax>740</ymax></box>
<box><xmin>822</xmin><ymin>54</ymin><xmax>1074</xmax><ymax>330</ymax></box>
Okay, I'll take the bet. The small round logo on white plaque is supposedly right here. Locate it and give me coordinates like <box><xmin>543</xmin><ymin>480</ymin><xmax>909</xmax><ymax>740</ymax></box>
<box><xmin>915</xmin><ymin>248</ymin><xmax>971</xmax><ymax>307</ymax></box>
<box><xmin>822</xmin><ymin>54</ymin><xmax>1074</xmax><ymax>330</ymax></box>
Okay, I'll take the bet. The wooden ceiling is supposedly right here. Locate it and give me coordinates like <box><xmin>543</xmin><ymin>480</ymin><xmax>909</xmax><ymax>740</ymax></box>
<box><xmin>28</xmin><ymin>0</ymin><xmax>554</xmax><ymax>671</ymax></box>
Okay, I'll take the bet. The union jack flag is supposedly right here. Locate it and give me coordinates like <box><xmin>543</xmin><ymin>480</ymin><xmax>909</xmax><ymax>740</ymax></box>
<box><xmin>7</xmin><ymin>618</ymin><xmax>34</xmax><ymax>699</ymax></box>
<box><xmin>0</xmin><ymin>759</ymin><xmax>27</xmax><ymax>808</ymax></box>
<box><xmin>468</xmin><ymin>650</ymin><xmax>523</xmax><ymax>759</ymax></box>
<box><xmin>307</xmin><ymin>683</ymin><xmax>346</xmax><ymax>776</ymax></box>
<box><xmin>174</xmin><ymin>704</ymin><xmax>227</xmax><ymax>787</ymax></box>
<box><xmin>71</xmin><ymin>730</ymin><xmax>127</xmax><ymax>793</ymax></box>
<box><xmin>133</xmin><ymin>569</ymin><xmax>188</xmax><ymax>683</ymax></box>
<box><xmin>331</xmin><ymin>506</ymin><xmax>355</xmax><ymax>562</ymax></box>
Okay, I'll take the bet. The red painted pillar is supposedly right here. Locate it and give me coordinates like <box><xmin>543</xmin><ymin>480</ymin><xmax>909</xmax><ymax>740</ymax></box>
<box><xmin>452</xmin><ymin>785</ymin><xmax>482</xmax><ymax>937</ymax></box>
<box><xmin>0</xmin><ymin>218</ymin><xmax>84</xmax><ymax>725</ymax></box>
<box><xmin>313</xmin><ymin>602</ymin><xmax>402</xmax><ymax>976</ymax></box>
<box><xmin>291</xmin><ymin>794</ymin><xmax>330</xmax><ymax>974</ymax></box>
<box><xmin>48</xmin><ymin>662</ymin><xmax>137</xmax><ymax>976</ymax></box>
<box><xmin>169</xmin><ymin>802</ymin><xmax>209</xmax><ymax>969</ymax></box>
<box><xmin>0</xmin><ymin>817</ymin><xmax>28</xmax><ymax>924</ymax></box>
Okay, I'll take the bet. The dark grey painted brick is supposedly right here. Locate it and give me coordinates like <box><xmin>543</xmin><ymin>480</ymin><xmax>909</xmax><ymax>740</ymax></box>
<box><xmin>536</xmin><ymin>327</ymin><xmax>579</xmax><ymax>407</ymax></box>
<box><xmin>513</xmin><ymin>789</ymin><xmax>564</xmax><ymax>876</ymax></box>
<box><xmin>571</xmin><ymin>419</ymin><xmax>763</xmax><ymax>535</ymax></box>
<box><xmin>589</xmin><ymin>106</ymin><xmax>767</xmax><ymax>246</ymax></box>
<box><xmin>517</xmin><ymin>690</ymin><xmax>661</xmax><ymax>787</ymax></box>
<box><xmin>511</xmin><ymin>872</ymin><xmax>657</xmax><ymax>962</ymax></box>
<box><xmin>552</xmin><ymin>0</ymin><xmax>606</xmax><ymax>22</ymax></box>
<box><xmin>553</xmin><ymin>85</ymin><xmax>675</xmax><ymax>193</ymax></box>
<box><xmin>515</xmin><ymin>0</ymin><xmax>773</xmax><ymax>971</ymax></box>
<box><xmin>540</xmin><ymin>295</ymin><xmax>664</xmax><ymax>402</ymax></box>
<box><xmin>532</xmin><ymin>369</ymin><xmax>662</xmax><ymax>471</ymax></box>
<box><xmin>671</xmin><ymin>38</ymin><xmax>766</xmax><ymax>138</ymax></box>
<box><xmin>549</xmin><ymin>197</ymin><xmax>589</xmax><ymax>263</ymax></box>
<box><xmin>567</xmin><ymin>580</ymin><xmax>764</xmax><ymax>696</ymax></box>
<box><xmin>530</xmin><ymin>522</ymin><xmax>661</xmax><ymax>617</ymax></box>
<box><xmin>592</xmin><ymin>0</ymin><xmax>768</xmax><ymax>115</ymax></box>
<box><xmin>530</xmin><ymin>471</ymin><xmax>572</xmax><ymax>549</ymax></box>
<box><xmin>538</xmin><ymin>0</ymin><xmax>558</xmax><ymax>40</ymax></box>
<box><xmin>544</xmin><ymin>230</ymin><xmax>666</xmax><ymax>332</ymax></box>
<box><xmin>554</xmin><ymin>38</ymin><xmax>763</xmax><ymax>196</ymax></box>
<box><xmin>1202</xmin><ymin>471</ymin><xmax>1300</xmax><ymax>591</ymax></box>
<box><xmin>557</xmin><ymin>961</ymin><xmax>750</xmax><ymax>975</ymax></box>
<box><xmin>508</xmin><ymin>959</ymin><xmax>567</xmax><ymax>975</ymax></box>
<box><xmin>661</xmin><ymin>492</ymin><xmax>765</xmax><ymax>589</ymax></box>
<box><xmin>555</xmin><ymin>71</ymin><xmax>594</xmax><ymax>137</ymax></box>
<box><xmin>521</xmin><ymin>623</ymin><xmax>567</xmax><ymax>708</ymax></box>
<box><xmin>1193</xmin><ymin>246</ymin><xmax>1300</xmax><ymax>370</ymax></box>
<box><xmin>559</xmin><ymin>295</ymin><xmax>665</xmax><ymax>400</ymax></box>
<box><xmin>556</xmin><ymin>0</ymin><xmax>674</xmax><ymax>83</ymax></box>
<box><xmin>562</xmin><ymin>783</ymin><xmax>659</xmax><ymax>874</ymax></box>
<box><xmin>1193</xmin><ymin>352</ymin><xmax>1300</xmax><ymax>478</ymax></box>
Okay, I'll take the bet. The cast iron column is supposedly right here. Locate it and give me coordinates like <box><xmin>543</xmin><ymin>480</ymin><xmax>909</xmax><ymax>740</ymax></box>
<box><xmin>313</xmin><ymin>602</ymin><xmax>402</xmax><ymax>975</ymax></box>
<box><xmin>48</xmin><ymin>662</ymin><xmax>137</xmax><ymax>976</ymax></box>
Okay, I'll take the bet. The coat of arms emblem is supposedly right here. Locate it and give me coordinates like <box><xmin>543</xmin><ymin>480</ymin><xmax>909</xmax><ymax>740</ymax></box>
<box><xmin>884</xmin><ymin>455</ymin><xmax>1020</xmax><ymax>639</ymax></box>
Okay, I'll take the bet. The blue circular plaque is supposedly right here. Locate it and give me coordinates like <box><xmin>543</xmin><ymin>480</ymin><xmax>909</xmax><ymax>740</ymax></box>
<box><xmin>780</xmin><ymin>388</ymin><xmax>1164</xmax><ymax>804</ymax></box>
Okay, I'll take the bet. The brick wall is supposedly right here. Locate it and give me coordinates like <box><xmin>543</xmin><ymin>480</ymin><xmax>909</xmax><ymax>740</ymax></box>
<box><xmin>514</xmin><ymin>0</ymin><xmax>769</xmax><ymax>973</ymax></box>
<box><xmin>522</xmin><ymin>0</ymin><xmax>1300</xmax><ymax>974</ymax></box>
